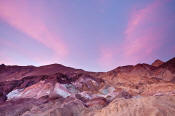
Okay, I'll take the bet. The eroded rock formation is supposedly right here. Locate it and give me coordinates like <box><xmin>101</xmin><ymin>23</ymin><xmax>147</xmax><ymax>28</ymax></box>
<box><xmin>0</xmin><ymin>57</ymin><xmax>175</xmax><ymax>116</ymax></box>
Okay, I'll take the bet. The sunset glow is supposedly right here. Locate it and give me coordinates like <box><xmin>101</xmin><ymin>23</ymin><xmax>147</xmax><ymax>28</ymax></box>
<box><xmin>0</xmin><ymin>0</ymin><xmax>175</xmax><ymax>71</ymax></box>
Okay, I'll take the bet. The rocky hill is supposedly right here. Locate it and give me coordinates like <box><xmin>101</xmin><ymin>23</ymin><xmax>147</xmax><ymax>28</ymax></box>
<box><xmin>0</xmin><ymin>57</ymin><xmax>175</xmax><ymax>116</ymax></box>
<box><xmin>151</xmin><ymin>59</ymin><xmax>164</xmax><ymax>67</ymax></box>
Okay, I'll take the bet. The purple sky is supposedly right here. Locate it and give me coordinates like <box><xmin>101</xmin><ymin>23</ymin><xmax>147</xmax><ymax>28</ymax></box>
<box><xmin>0</xmin><ymin>0</ymin><xmax>175</xmax><ymax>72</ymax></box>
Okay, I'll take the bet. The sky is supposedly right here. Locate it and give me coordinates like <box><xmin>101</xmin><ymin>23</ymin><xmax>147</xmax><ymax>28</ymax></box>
<box><xmin>0</xmin><ymin>0</ymin><xmax>175</xmax><ymax>72</ymax></box>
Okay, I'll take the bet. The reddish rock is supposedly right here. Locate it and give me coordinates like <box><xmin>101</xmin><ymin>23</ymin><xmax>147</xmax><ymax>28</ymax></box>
<box><xmin>152</xmin><ymin>59</ymin><xmax>164</xmax><ymax>67</ymax></box>
<box><xmin>0</xmin><ymin>57</ymin><xmax>174</xmax><ymax>116</ymax></box>
<box><xmin>85</xmin><ymin>97</ymin><xmax>108</xmax><ymax>109</ymax></box>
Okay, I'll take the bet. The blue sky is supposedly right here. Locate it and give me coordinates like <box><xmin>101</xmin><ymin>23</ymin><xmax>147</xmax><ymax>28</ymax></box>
<box><xmin>0</xmin><ymin>0</ymin><xmax>175</xmax><ymax>71</ymax></box>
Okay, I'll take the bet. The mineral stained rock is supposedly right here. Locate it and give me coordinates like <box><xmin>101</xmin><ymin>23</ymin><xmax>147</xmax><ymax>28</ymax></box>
<box><xmin>0</xmin><ymin>57</ymin><xmax>175</xmax><ymax>116</ymax></box>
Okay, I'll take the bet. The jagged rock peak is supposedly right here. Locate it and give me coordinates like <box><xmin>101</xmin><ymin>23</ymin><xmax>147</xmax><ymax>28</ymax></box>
<box><xmin>151</xmin><ymin>59</ymin><xmax>164</xmax><ymax>67</ymax></box>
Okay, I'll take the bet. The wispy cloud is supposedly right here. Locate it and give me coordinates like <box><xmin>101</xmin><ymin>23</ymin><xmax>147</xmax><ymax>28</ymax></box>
<box><xmin>98</xmin><ymin>0</ymin><xmax>174</xmax><ymax>69</ymax></box>
<box><xmin>0</xmin><ymin>1</ymin><xmax>68</xmax><ymax>60</ymax></box>
<box><xmin>123</xmin><ymin>0</ymin><xmax>166</xmax><ymax>62</ymax></box>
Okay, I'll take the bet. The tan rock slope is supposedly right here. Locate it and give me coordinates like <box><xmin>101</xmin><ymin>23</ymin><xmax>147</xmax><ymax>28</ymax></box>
<box><xmin>90</xmin><ymin>95</ymin><xmax>175</xmax><ymax>116</ymax></box>
<box><xmin>0</xmin><ymin>57</ymin><xmax>175</xmax><ymax>116</ymax></box>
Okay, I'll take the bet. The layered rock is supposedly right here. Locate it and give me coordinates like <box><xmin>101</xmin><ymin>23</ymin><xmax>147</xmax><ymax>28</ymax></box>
<box><xmin>0</xmin><ymin>57</ymin><xmax>175</xmax><ymax>116</ymax></box>
<box><xmin>90</xmin><ymin>95</ymin><xmax>175</xmax><ymax>116</ymax></box>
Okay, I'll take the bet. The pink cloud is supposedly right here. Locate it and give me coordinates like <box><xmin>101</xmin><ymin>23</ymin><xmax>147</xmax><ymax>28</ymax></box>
<box><xmin>0</xmin><ymin>1</ymin><xmax>68</xmax><ymax>60</ymax></box>
<box><xmin>123</xmin><ymin>0</ymin><xmax>170</xmax><ymax>63</ymax></box>
<box><xmin>98</xmin><ymin>0</ymin><xmax>173</xmax><ymax>69</ymax></box>
<box><xmin>124</xmin><ymin>0</ymin><xmax>162</xmax><ymax>36</ymax></box>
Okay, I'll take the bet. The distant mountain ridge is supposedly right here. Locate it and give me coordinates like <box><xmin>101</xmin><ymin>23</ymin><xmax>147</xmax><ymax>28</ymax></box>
<box><xmin>1</xmin><ymin>57</ymin><xmax>174</xmax><ymax>82</ymax></box>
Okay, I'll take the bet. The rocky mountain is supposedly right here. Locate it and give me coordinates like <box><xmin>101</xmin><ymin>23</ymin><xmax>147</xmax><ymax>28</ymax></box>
<box><xmin>0</xmin><ymin>57</ymin><xmax>175</xmax><ymax>116</ymax></box>
<box><xmin>151</xmin><ymin>59</ymin><xmax>164</xmax><ymax>67</ymax></box>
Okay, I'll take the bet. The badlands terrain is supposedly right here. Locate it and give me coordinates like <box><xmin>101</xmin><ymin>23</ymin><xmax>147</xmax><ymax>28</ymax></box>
<box><xmin>0</xmin><ymin>57</ymin><xmax>175</xmax><ymax>116</ymax></box>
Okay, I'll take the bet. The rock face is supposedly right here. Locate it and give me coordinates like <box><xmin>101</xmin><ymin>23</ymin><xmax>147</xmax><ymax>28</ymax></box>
<box><xmin>152</xmin><ymin>59</ymin><xmax>164</xmax><ymax>67</ymax></box>
<box><xmin>0</xmin><ymin>57</ymin><xmax>175</xmax><ymax>116</ymax></box>
<box><xmin>90</xmin><ymin>95</ymin><xmax>175</xmax><ymax>116</ymax></box>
